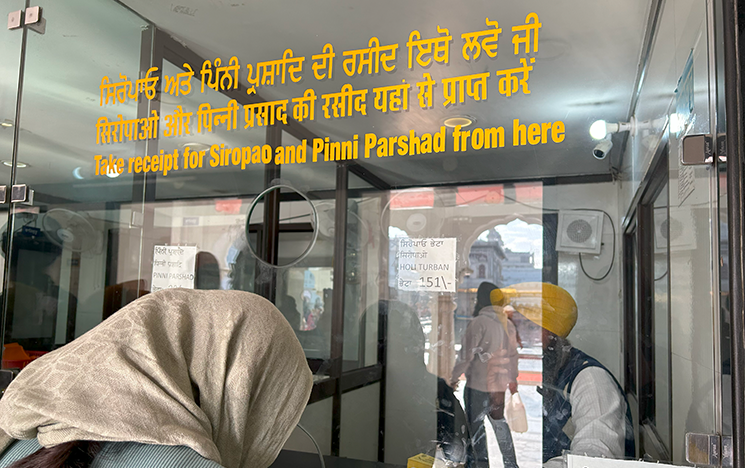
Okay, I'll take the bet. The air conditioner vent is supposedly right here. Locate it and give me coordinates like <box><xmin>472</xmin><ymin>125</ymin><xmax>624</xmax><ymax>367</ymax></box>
<box><xmin>556</xmin><ymin>210</ymin><xmax>604</xmax><ymax>254</ymax></box>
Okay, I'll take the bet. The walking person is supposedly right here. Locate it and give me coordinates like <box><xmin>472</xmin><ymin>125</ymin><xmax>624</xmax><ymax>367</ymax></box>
<box><xmin>451</xmin><ymin>282</ymin><xmax>519</xmax><ymax>468</ymax></box>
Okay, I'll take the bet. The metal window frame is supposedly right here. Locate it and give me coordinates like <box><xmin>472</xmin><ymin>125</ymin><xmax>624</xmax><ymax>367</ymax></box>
<box><xmin>722</xmin><ymin>1</ymin><xmax>745</xmax><ymax>466</ymax></box>
<box><xmin>621</xmin><ymin>144</ymin><xmax>672</xmax><ymax>460</ymax></box>
<box><xmin>151</xmin><ymin>28</ymin><xmax>389</xmax><ymax>457</ymax></box>
<box><xmin>623</xmin><ymin>221</ymin><xmax>638</xmax><ymax>397</ymax></box>
<box><xmin>637</xmin><ymin>150</ymin><xmax>671</xmax><ymax>459</ymax></box>
<box><xmin>0</xmin><ymin>0</ymin><xmax>31</xmax><ymax>351</ymax></box>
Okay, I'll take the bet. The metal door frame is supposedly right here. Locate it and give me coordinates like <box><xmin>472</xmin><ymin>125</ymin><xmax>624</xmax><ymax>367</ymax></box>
<box><xmin>722</xmin><ymin>0</ymin><xmax>745</xmax><ymax>466</ymax></box>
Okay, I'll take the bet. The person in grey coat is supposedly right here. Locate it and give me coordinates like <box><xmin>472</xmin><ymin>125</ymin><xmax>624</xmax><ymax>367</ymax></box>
<box><xmin>451</xmin><ymin>282</ymin><xmax>520</xmax><ymax>468</ymax></box>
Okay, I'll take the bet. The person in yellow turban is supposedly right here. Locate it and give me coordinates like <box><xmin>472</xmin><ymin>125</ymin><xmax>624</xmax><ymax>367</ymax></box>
<box><xmin>501</xmin><ymin>282</ymin><xmax>635</xmax><ymax>468</ymax></box>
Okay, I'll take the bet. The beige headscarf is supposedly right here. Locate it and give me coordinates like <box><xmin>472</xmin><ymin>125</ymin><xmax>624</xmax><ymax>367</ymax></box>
<box><xmin>0</xmin><ymin>289</ymin><xmax>313</xmax><ymax>468</ymax></box>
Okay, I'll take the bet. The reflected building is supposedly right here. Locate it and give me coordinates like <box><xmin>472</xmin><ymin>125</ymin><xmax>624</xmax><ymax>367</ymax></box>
<box><xmin>501</xmin><ymin>249</ymin><xmax>542</xmax><ymax>286</ymax></box>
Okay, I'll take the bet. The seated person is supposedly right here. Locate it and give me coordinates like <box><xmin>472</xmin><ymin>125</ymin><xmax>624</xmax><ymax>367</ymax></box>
<box><xmin>508</xmin><ymin>282</ymin><xmax>634</xmax><ymax>467</ymax></box>
<box><xmin>0</xmin><ymin>289</ymin><xmax>312</xmax><ymax>468</ymax></box>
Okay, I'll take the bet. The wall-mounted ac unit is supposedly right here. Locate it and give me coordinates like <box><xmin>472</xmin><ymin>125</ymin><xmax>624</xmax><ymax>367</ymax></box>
<box><xmin>654</xmin><ymin>206</ymin><xmax>696</xmax><ymax>252</ymax></box>
<box><xmin>556</xmin><ymin>210</ymin><xmax>604</xmax><ymax>255</ymax></box>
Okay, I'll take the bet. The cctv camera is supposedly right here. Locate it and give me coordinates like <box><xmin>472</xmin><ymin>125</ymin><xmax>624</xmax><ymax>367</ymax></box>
<box><xmin>593</xmin><ymin>137</ymin><xmax>613</xmax><ymax>160</ymax></box>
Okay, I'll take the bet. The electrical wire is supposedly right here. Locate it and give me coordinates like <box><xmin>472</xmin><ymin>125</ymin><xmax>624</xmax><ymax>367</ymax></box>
<box><xmin>578</xmin><ymin>210</ymin><xmax>616</xmax><ymax>281</ymax></box>
<box><xmin>494</xmin><ymin>194</ymin><xmax>618</xmax><ymax>281</ymax></box>
<box><xmin>297</xmin><ymin>424</ymin><xmax>326</xmax><ymax>468</ymax></box>
<box><xmin>654</xmin><ymin>269</ymin><xmax>668</xmax><ymax>281</ymax></box>
<box><xmin>380</xmin><ymin>187</ymin><xmax>618</xmax><ymax>281</ymax></box>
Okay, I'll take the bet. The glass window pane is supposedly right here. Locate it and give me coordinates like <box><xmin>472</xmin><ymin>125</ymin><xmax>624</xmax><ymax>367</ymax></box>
<box><xmin>652</xmin><ymin>182</ymin><xmax>671</xmax><ymax>450</ymax></box>
<box><xmin>3</xmin><ymin>0</ymin><xmax>728</xmax><ymax>466</ymax></box>
<box><xmin>155</xmin><ymin>60</ymin><xmax>266</xmax><ymax>200</ymax></box>
<box><xmin>4</xmin><ymin>0</ymin><xmax>147</xmax><ymax>350</ymax></box>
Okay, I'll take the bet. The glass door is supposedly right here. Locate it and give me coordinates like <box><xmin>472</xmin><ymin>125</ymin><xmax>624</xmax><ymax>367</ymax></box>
<box><xmin>0</xmin><ymin>1</ymin><xmax>41</xmax><ymax>370</ymax></box>
<box><xmin>1</xmin><ymin>0</ymin><xmax>149</xmax><ymax>357</ymax></box>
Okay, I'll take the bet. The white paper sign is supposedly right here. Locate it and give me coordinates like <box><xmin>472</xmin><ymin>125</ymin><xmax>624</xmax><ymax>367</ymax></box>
<box><xmin>567</xmin><ymin>454</ymin><xmax>663</xmax><ymax>468</ymax></box>
<box><xmin>678</xmin><ymin>163</ymin><xmax>695</xmax><ymax>205</ymax></box>
<box><xmin>396</xmin><ymin>238</ymin><xmax>457</xmax><ymax>292</ymax></box>
<box><xmin>151</xmin><ymin>245</ymin><xmax>197</xmax><ymax>291</ymax></box>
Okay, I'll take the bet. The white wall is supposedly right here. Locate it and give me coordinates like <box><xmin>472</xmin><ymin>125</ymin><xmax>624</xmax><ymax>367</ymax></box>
<box><xmin>340</xmin><ymin>383</ymin><xmax>380</xmax><ymax>461</ymax></box>
<box><xmin>545</xmin><ymin>182</ymin><xmax>623</xmax><ymax>379</ymax></box>
<box><xmin>282</xmin><ymin>397</ymin><xmax>333</xmax><ymax>455</ymax></box>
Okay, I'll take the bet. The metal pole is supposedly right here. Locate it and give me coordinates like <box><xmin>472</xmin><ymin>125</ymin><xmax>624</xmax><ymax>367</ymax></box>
<box><xmin>330</xmin><ymin>163</ymin><xmax>349</xmax><ymax>456</ymax></box>
<box><xmin>1</xmin><ymin>0</ymin><xmax>29</xmax><ymax>349</ymax></box>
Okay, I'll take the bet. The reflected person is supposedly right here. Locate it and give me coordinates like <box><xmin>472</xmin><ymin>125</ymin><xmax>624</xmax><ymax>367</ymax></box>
<box><xmin>512</xmin><ymin>282</ymin><xmax>634</xmax><ymax>467</ymax></box>
<box><xmin>359</xmin><ymin>298</ymin><xmax>470</xmax><ymax>465</ymax></box>
<box><xmin>276</xmin><ymin>293</ymin><xmax>302</xmax><ymax>330</ymax></box>
<box><xmin>195</xmin><ymin>251</ymin><xmax>221</xmax><ymax>290</ymax></box>
<box><xmin>451</xmin><ymin>282</ymin><xmax>519</xmax><ymax>468</ymax></box>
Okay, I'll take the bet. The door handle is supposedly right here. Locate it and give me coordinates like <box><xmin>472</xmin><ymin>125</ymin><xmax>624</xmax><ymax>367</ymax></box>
<box><xmin>11</xmin><ymin>184</ymin><xmax>33</xmax><ymax>204</ymax></box>
<box><xmin>686</xmin><ymin>433</ymin><xmax>733</xmax><ymax>467</ymax></box>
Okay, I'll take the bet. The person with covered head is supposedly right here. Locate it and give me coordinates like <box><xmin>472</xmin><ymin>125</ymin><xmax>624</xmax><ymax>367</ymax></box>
<box><xmin>451</xmin><ymin>282</ymin><xmax>519</xmax><ymax>468</ymax></box>
<box><xmin>508</xmin><ymin>282</ymin><xmax>634</xmax><ymax>468</ymax></box>
<box><xmin>0</xmin><ymin>289</ymin><xmax>313</xmax><ymax>468</ymax></box>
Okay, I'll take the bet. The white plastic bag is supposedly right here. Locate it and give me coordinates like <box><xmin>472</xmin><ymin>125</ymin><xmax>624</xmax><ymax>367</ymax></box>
<box><xmin>504</xmin><ymin>392</ymin><xmax>528</xmax><ymax>433</ymax></box>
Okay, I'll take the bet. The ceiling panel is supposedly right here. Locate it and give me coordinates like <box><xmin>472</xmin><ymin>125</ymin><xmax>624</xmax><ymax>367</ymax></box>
<box><xmin>0</xmin><ymin>0</ymin><xmax>652</xmax><ymax>202</ymax></box>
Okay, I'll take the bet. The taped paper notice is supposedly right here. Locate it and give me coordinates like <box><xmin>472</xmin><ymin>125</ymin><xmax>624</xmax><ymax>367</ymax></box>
<box><xmin>152</xmin><ymin>245</ymin><xmax>197</xmax><ymax>291</ymax></box>
<box><xmin>397</xmin><ymin>238</ymin><xmax>456</xmax><ymax>292</ymax></box>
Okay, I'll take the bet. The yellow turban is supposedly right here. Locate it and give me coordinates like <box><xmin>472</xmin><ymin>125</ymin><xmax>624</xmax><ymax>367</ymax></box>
<box><xmin>491</xmin><ymin>282</ymin><xmax>578</xmax><ymax>338</ymax></box>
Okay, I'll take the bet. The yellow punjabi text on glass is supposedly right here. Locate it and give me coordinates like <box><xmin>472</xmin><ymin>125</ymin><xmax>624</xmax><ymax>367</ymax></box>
<box><xmin>342</xmin><ymin>37</ymin><xmax>398</xmax><ymax>77</ymax></box>
<box><xmin>407</xmin><ymin>26</ymin><xmax>452</xmax><ymax>69</ymax></box>
<box><xmin>100</xmin><ymin>67</ymin><xmax>159</xmax><ymax>106</ymax></box>
<box><xmin>246</xmin><ymin>49</ymin><xmax>304</xmax><ymax>94</ymax></box>
<box><xmin>200</xmin><ymin>57</ymin><xmax>240</xmax><ymax>93</ymax></box>
<box><xmin>512</xmin><ymin>13</ymin><xmax>541</xmax><ymax>54</ymax></box>
<box><xmin>461</xmin><ymin>18</ymin><xmax>501</xmax><ymax>61</ymax></box>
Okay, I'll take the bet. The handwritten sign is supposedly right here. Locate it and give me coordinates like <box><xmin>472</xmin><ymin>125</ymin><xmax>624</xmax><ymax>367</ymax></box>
<box><xmin>675</xmin><ymin>51</ymin><xmax>695</xmax><ymax>205</ymax></box>
<box><xmin>151</xmin><ymin>245</ymin><xmax>197</xmax><ymax>291</ymax></box>
<box><xmin>396</xmin><ymin>238</ymin><xmax>456</xmax><ymax>292</ymax></box>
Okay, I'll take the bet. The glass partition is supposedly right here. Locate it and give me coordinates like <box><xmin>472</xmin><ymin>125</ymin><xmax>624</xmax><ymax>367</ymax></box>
<box><xmin>651</xmin><ymin>182</ymin><xmax>671</xmax><ymax>452</ymax></box>
<box><xmin>3</xmin><ymin>0</ymin><xmax>147</xmax><ymax>348</ymax></box>
<box><xmin>0</xmin><ymin>0</ymin><xmax>729</xmax><ymax>467</ymax></box>
<box><xmin>0</xmin><ymin>0</ymin><xmax>25</xmax><ymax>309</ymax></box>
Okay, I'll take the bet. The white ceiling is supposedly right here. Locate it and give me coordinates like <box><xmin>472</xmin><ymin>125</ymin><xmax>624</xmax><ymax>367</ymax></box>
<box><xmin>0</xmin><ymin>0</ymin><xmax>651</xmax><ymax>203</ymax></box>
<box><xmin>119</xmin><ymin>0</ymin><xmax>651</xmax><ymax>188</ymax></box>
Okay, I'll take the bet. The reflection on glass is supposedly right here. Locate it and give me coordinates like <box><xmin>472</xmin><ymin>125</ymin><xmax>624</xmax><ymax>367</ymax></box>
<box><xmin>157</xmin><ymin>60</ymin><xmax>266</xmax><ymax>200</ymax></box>
<box><xmin>228</xmin><ymin>231</ymin><xmax>257</xmax><ymax>293</ymax></box>
<box><xmin>343</xmin><ymin>194</ymin><xmax>383</xmax><ymax>370</ymax></box>
<box><xmin>377</xmin><ymin>183</ymin><xmax>551</xmax><ymax>465</ymax></box>
<box><xmin>652</xmin><ymin>183</ymin><xmax>671</xmax><ymax>451</ymax></box>
<box><xmin>3</xmin><ymin>0</ymin><xmax>147</xmax><ymax>353</ymax></box>
<box><xmin>272</xmin><ymin>195</ymin><xmax>335</xmax><ymax>362</ymax></box>
<box><xmin>0</xmin><ymin>0</ymin><xmax>725</xmax><ymax>466</ymax></box>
